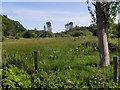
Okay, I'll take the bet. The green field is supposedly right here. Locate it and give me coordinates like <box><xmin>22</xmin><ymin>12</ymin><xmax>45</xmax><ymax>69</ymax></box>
<box><xmin>2</xmin><ymin>36</ymin><xmax>120</xmax><ymax>89</ymax></box>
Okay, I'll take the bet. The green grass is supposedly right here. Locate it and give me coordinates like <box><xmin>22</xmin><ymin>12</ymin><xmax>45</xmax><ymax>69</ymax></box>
<box><xmin>2</xmin><ymin>36</ymin><xmax>99</xmax><ymax>69</ymax></box>
<box><xmin>2</xmin><ymin>36</ymin><xmax>120</xmax><ymax>89</ymax></box>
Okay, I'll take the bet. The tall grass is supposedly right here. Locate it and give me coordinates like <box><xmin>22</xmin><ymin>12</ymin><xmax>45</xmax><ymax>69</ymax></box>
<box><xmin>2</xmin><ymin>36</ymin><xmax>120</xmax><ymax>89</ymax></box>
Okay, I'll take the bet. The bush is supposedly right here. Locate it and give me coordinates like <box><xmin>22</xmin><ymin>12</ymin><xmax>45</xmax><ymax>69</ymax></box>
<box><xmin>2</xmin><ymin>36</ymin><xmax>5</xmax><ymax>41</ymax></box>
<box><xmin>108</xmin><ymin>42</ymin><xmax>120</xmax><ymax>52</ymax></box>
<box><xmin>7</xmin><ymin>36</ymin><xmax>15</xmax><ymax>39</ymax></box>
<box><xmin>15</xmin><ymin>33</ymin><xmax>23</xmax><ymax>39</ymax></box>
<box><xmin>87</xmin><ymin>25</ymin><xmax>97</xmax><ymax>36</ymax></box>
<box><xmin>2</xmin><ymin>65</ymin><xmax>32</xmax><ymax>89</ymax></box>
<box><xmin>81</xmin><ymin>41</ymin><xmax>98</xmax><ymax>51</ymax></box>
<box><xmin>71</xmin><ymin>30</ymin><xmax>92</xmax><ymax>37</ymax></box>
<box><xmin>22</xmin><ymin>31</ymin><xmax>37</xmax><ymax>38</ymax></box>
<box><xmin>72</xmin><ymin>31</ymin><xmax>83</xmax><ymax>37</ymax></box>
<box><xmin>15</xmin><ymin>35</ymin><xmax>20</xmax><ymax>39</ymax></box>
<box><xmin>45</xmin><ymin>31</ymin><xmax>54</xmax><ymax>37</ymax></box>
<box><xmin>86</xmin><ymin>75</ymin><xmax>106</xmax><ymax>88</ymax></box>
<box><xmin>55</xmin><ymin>33</ymin><xmax>70</xmax><ymax>37</ymax></box>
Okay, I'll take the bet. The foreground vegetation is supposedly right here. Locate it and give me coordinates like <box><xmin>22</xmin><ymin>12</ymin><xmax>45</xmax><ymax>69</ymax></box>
<box><xmin>1</xmin><ymin>1</ymin><xmax>120</xmax><ymax>89</ymax></box>
<box><xmin>2</xmin><ymin>36</ymin><xmax>120</xmax><ymax>89</ymax></box>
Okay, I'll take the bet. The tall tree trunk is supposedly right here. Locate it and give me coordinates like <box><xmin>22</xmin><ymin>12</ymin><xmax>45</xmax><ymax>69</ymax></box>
<box><xmin>96</xmin><ymin>2</ymin><xmax>110</xmax><ymax>67</ymax></box>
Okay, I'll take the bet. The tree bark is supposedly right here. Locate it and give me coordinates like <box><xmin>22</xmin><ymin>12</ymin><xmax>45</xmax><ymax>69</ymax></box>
<box><xmin>96</xmin><ymin>2</ymin><xmax>110</xmax><ymax>67</ymax></box>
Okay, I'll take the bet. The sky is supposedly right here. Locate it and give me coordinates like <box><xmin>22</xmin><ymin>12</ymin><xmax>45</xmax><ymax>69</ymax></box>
<box><xmin>2</xmin><ymin>2</ymin><xmax>93</xmax><ymax>33</ymax></box>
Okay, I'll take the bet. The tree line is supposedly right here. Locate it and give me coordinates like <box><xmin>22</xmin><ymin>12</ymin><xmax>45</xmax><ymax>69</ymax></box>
<box><xmin>1</xmin><ymin>15</ymin><xmax>54</xmax><ymax>39</ymax></box>
<box><xmin>1</xmin><ymin>15</ymin><xmax>120</xmax><ymax>40</ymax></box>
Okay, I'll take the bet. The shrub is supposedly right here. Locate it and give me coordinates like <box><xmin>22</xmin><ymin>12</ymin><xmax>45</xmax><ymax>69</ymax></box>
<box><xmin>86</xmin><ymin>75</ymin><xmax>106</xmax><ymax>88</ymax></box>
<box><xmin>2</xmin><ymin>36</ymin><xmax>5</xmax><ymax>41</ymax></box>
<box><xmin>2</xmin><ymin>65</ymin><xmax>32</xmax><ymax>89</ymax></box>
<box><xmin>15</xmin><ymin>35</ymin><xmax>20</xmax><ymax>39</ymax></box>
<box><xmin>108</xmin><ymin>42</ymin><xmax>120</xmax><ymax>52</ymax></box>
<box><xmin>81</xmin><ymin>41</ymin><xmax>98</xmax><ymax>51</ymax></box>
<box><xmin>45</xmin><ymin>31</ymin><xmax>54</xmax><ymax>37</ymax></box>
<box><xmin>72</xmin><ymin>31</ymin><xmax>83</xmax><ymax>37</ymax></box>
<box><xmin>70</xmin><ymin>30</ymin><xmax>92</xmax><ymax>37</ymax></box>
<box><xmin>7</xmin><ymin>36</ymin><xmax>15</xmax><ymax>39</ymax></box>
<box><xmin>22</xmin><ymin>31</ymin><xmax>37</xmax><ymax>38</ymax></box>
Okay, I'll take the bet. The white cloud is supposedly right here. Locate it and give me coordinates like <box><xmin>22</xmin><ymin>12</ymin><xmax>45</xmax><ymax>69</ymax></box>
<box><xmin>2</xmin><ymin>6</ymin><xmax>91</xmax><ymax>32</ymax></box>
<box><xmin>3</xmin><ymin>7</ymin><xmax>90</xmax><ymax>23</ymax></box>
<box><xmin>3</xmin><ymin>7</ymin><xmax>87</xmax><ymax>16</ymax></box>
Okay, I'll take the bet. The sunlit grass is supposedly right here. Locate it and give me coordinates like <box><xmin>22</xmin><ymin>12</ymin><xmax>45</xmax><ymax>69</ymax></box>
<box><xmin>2</xmin><ymin>36</ymin><xmax>120</xmax><ymax>89</ymax></box>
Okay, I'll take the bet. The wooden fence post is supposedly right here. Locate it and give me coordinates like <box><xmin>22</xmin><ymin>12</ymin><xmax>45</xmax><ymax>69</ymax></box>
<box><xmin>113</xmin><ymin>56</ymin><xmax>119</xmax><ymax>82</ymax></box>
<box><xmin>34</xmin><ymin>51</ymin><xmax>38</xmax><ymax>71</ymax></box>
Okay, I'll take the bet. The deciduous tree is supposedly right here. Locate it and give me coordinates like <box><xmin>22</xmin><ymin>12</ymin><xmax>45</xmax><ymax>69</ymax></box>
<box><xmin>87</xmin><ymin>0</ymin><xmax>119</xmax><ymax>67</ymax></box>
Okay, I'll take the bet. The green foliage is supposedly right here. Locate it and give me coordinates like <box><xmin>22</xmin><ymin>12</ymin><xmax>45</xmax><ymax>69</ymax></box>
<box><xmin>55</xmin><ymin>32</ymin><xmax>71</xmax><ymax>37</ymax></box>
<box><xmin>2</xmin><ymin>36</ymin><xmax>5</xmax><ymax>41</ymax></box>
<box><xmin>1</xmin><ymin>15</ymin><xmax>26</xmax><ymax>37</ymax></box>
<box><xmin>60</xmin><ymin>26</ymin><xmax>93</xmax><ymax>37</ymax></box>
<box><xmin>87</xmin><ymin>24</ymin><xmax>97</xmax><ymax>36</ymax></box>
<box><xmin>81</xmin><ymin>41</ymin><xmax>98</xmax><ymax>52</ymax></box>
<box><xmin>45</xmin><ymin>31</ymin><xmax>54</xmax><ymax>37</ymax></box>
<box><xmin>1</xmin><ymin>14</ymin><xmax>119</xmax><ymax>39</ymax></box>
<box><xmin>115</xmin><ymin>23</ymin><xmax>120</xmax><ymax>38</ymax></box>
<box><xmin>14</xmin><ymin>33</ymin><xmax>23</xmax><ymax>39</ymax></box>
<box><xmin>36</xmin><ymin>31</ymin><xmax>54</xmax><ymax>38</ymax></box>
<box><xmin>72</xmin><ymin>31</ymin><xmax>84</xmax><ymax>37</ymax></box>
<box><xmin>108</xmin><ymin>42</ymin><xmax>120</xmax><ymax>52</ymax></box>
<box><xmin>6</xmin><ymin>36</ymin><xmax>15</xmax><ymax>39</ymax></box>
<box><xmin>2</xmin><ymin>37</ymin><xmax>120</xmax><ymax>89</ymax></box>
<box><xmin>22</xmin><ymin>30</ymin><xmax>37</xmax><ymax>38</ymax></box>
<box><xmin>87</xmin><ymin>1</ymin><xmax>120</xmax><ymax>38</ymax></box>
<box><xmin>86</xmin><ymin>75</ymin><xmax>105</xmax><ymax>88</ymax></box>
<box><xmin>2</xmin><ymin>65</ymin><xmax>32</xmax><ymax>89</ymax></box>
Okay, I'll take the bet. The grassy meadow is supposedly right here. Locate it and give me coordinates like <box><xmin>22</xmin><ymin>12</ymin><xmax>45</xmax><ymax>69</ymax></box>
<box><xmin>2</xmin><ymin>36</ymin><xmax>120</xmax><ymax>89</ymax></box>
